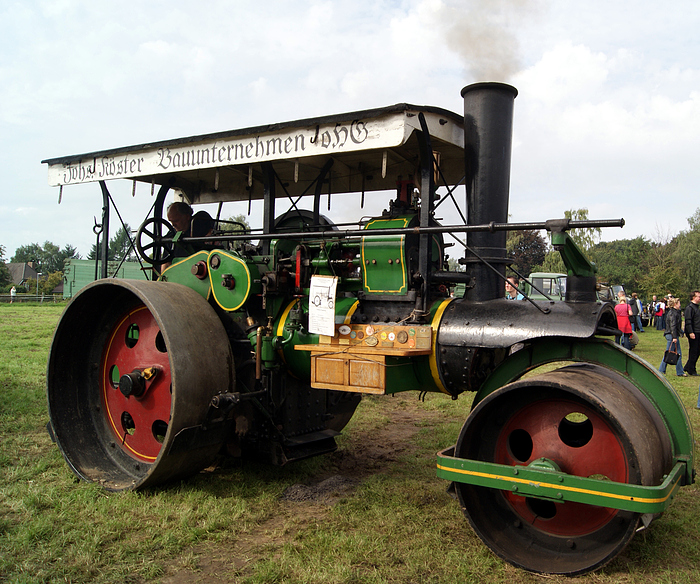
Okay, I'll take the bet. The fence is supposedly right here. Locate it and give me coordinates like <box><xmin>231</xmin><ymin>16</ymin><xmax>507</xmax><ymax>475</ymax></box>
<box><xmin>0</xmin><ymin>294</ymin><xmax>63</xmax><ymax>304</ymax></box>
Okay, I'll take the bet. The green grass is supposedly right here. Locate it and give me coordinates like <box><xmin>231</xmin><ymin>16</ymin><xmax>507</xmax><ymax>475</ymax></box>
<box><xmin>1</xmin><ymin>303</ymin><xmax>700</xmax><ymax>583</ymax></box>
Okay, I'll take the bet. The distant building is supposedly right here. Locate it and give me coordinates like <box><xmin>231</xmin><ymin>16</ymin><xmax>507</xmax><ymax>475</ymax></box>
<box><xmin>8</xmin><ymin>262</ymin><xmax>39</xmax><ymax>287</ymax></box>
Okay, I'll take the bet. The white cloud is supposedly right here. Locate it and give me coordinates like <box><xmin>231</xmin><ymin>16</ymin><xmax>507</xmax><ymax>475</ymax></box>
<box><xmin>248</xmin><ymin>77</ymin><xmax>269</xmax><ymax>96</ymax></box>
<box><xmin>12</xmin><ymin>207</ymin><xmax>38</xmax><ymax>215</ymax></box>
<box><xmin>505</xmin><ymin>27</ymin><xmax>700</xmax><ymax>242</ymax></box>
<box><xmin>340</xmin><ymin>70</ymin><xmax>372</xmax><ymax>100</ymax></box>
<box><xmin>515</xmin><ymin>42</ymin><xmax>609</xmax><ymax>106</ymax></box>
<box><xmin>38</xmin><ymin>0</ymin><xmax>77</xmax><ymax>18</ymax></box>
<box><xmin>138</xmin><ymin>39</ymin><xmax>176</xmax><ymax>57</ymax></box>
<box><xmin>1</xmin><ymin>0</ymin><xmax>699</xmax><ymax>257</ymax></box>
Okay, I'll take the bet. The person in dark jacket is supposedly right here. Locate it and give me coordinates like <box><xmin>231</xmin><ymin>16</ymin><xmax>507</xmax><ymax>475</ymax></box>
<box><xmin>660</xmin><ymin>297</ymin><xmax>687</xmax><ymax>376</ymax></box>
<box><xmin>684</xmin><ymin>290</ymin><xmax>700</xmax><ymax>376</ymax></box>
<box><xmin>167</xmin><ymin>202</ymin><xmax>214</xmax><ymax>256</ymax></box>
<box><xmin>160</xmin><ymin>202</ymin><xmax>215</xmax><ymax>272</ymax></box>
<box><xmin>631</xmin><ymin>292</ymin><xmax>644</xmax><ymax>332</ymax></box>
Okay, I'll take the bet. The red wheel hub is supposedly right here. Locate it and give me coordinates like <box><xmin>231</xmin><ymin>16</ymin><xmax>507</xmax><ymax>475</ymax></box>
<box><xmin>494</xmin><ymin>398</ymin><xmax>629</xmax><ymax>536</ymax></box>
<box><xmin>101</xmin><ymin>306</ymin><xmax>172</xmax><ymax>461</ymax></box>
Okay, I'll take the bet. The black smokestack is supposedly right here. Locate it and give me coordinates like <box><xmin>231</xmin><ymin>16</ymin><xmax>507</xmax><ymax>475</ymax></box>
<box><xmin>461</xmin><ymin>82</ymin><xmax>517</xmax><ymax>301</ymax></box>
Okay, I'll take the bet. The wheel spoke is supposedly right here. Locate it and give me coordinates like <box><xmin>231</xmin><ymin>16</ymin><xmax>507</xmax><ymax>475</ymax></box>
<box><xmin>136</xmin><ymin>217</ymin><xmax>175</xmax><ymax>265</ymax></box>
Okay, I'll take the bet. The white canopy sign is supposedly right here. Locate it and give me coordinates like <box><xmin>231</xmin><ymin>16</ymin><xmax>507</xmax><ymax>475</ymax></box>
<box><xmin>46</xmin><ymin>115</ymin><xmax>410</xmax><ymax>187</ymax></box>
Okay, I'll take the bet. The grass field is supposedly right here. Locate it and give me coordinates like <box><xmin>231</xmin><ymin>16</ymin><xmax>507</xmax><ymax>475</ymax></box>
<box><xmin>1</xmin><ymin>303</ymin><xmax>700</xmax><ymax>583</ymax></box>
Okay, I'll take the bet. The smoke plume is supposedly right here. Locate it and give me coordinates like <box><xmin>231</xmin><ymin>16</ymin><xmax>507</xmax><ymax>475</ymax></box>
<box><xmin>436</xmin><ymin>0</ymin><xmax>538</xmax><ymax>82</ymax></box>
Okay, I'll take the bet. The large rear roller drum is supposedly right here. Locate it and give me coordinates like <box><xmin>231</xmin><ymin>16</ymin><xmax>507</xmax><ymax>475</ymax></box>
<box><xmin>47</xmin><ymin>279</ymin><xmax>235</xmax><ymax>491</ymax></box>
<box><xmin>454</xmin><ymin>363</ymin><xmax>673</xmax><ymax>575</ymax></box>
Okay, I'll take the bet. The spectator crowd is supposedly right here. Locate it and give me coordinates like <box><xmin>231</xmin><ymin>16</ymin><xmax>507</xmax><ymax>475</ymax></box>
<box><xmin>613</xmin><ymin>289</ymin><xmax>700</xmax><ymax>408</ymax></box>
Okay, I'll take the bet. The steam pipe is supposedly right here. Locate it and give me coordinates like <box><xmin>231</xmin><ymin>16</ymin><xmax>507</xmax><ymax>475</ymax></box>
<box><xmin>182</xmin><ymin>218</ymin><xmax>624</xmax><ymax>244</ymax></box>
<box><xmin>461</xmin><ymin>82</ymin><xmax>518</xmax><ymax>301</ymax></box>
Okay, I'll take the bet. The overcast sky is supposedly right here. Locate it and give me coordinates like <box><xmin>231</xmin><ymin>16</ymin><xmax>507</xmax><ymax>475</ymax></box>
<box><xmin>1</xmin><ymin>0</ymin><xmax>698</xmax><ymax>260</ymax></box>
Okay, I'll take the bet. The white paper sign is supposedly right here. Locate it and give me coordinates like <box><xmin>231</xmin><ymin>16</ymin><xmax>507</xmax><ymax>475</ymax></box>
<box><xmin>308</xmin><ymin>275</ymin><xmax>338</xmax><ymax>337</ymax></box>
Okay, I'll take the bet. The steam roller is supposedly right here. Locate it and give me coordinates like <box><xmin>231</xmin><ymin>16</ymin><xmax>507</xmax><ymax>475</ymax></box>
<box><xmin>43</xmin><ymin>81</ymin><xmax>694</xmax><ymax>575</ymax></box>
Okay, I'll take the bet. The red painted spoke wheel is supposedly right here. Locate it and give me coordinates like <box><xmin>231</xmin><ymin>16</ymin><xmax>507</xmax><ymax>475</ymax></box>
<box><xmin>454</xmin><ymin>363</ymin><xmax>671</xmax><ymax>576</ymax></box>
<box><xmin>47</xmin><ymin>279</ymin><xmax>235</xmax><ymax>491</ymax></box>
<box><xmin>101</xmin><ymin>305</ymin><xmax>172</xmax><ymax>462</ymax></box>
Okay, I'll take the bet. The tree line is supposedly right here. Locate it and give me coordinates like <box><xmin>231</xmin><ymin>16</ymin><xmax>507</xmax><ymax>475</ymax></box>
<box><xmin>507</xmin><ymin>207</ymin><xmax>700</xmax><ymax>302</ymax></box>
<box><xmin>2</xmin><ymin>210</ymin><xmax>698</xmax><ymax>301</ymax></box>
<box><xmin>1</xmin><ymin>214</ymin><xmax>251</xmax><ymax>294</ymax></box>
<box><xmin>0</xmin><ymin>226</ymin><xmax>134</xmax><ymax>294</ymax></box>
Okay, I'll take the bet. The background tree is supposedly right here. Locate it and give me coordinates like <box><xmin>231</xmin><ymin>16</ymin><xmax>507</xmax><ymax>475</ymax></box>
<box><xmin>11</xmin><ymin>242</ymin><xmax>80</xmax><ymax>273</ymax></box>
<box><xmin>25</xmin><ymin>272</ymin><xmax>64</xmax><ymax>295</ymax></box>
<box><xmin>219</xmin><ymin>214</ymin><xmax>251</xmax><ymax>233</ymax></box>
<box><xmin>534</xmin><ymin>251</ymin><xmax>566</xmax><ymax>274</ymax></box>
<box><xmin>88</xmin><ymin>225</ymin><xmax>136</xmax><ymax>262</ymax></box>
<box><xmin>0</xmin><ymin>245</ymin><xmax>11</xmax><ymax>289</ymax></box>
<box><xmin>218</xmin><ymin>214</ymin><xmax>252</xmax><ymax>250</ymax></box>
<box><xmin>506</xmin><ymin>229</ymin><xmax>546</xmax><ymax>276</ymax></box>
<box><xmin>564</xmin><ymin>208</ymin><xmax>601</xmax><ymax>252</ymax></box>
<box><xmin>11</xmin><ymin>242</ymin><xmax>43</xmax><ymax>267</ymax></box>
<box><xmin>589</xmin><ymin>237</ymin><xmax>654</xmax><ymax>295</ymax></box>
<box><xmin>45</xmin><ymin>272</ymin><xmax>64</xmax><ymax>294</ymax></box>
<box><xmin>109</xmin><ymin>224</ymin><xmax>137</xmax><ymax>262</ymax></box>
<box><xmin>447</xmin><ymin>257</ymin><xmax>465</xmax><ymax>272</ymax></box>
<box><xmin>532</xmin><ymin>208</ymin><xmax>600</xmax><ymax>275</ymax></box>
<box><xmin>671</xmin><ymin>209</ymin><xmax>700</xmax><ymax>296</ymax></box>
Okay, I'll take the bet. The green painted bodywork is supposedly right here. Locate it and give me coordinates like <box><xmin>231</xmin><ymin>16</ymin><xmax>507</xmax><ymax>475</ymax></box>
<box><xmin>272</xmin><ymin>296</ymin><xmax>358</xmax><ymax>379</ymax></box>
<box><xmin>382</xmin><ymin>357</ymin><xmax>432</xmax><ymax>394</ymax></box>
<box><xmin>160</xmin><ymin>249</ymin><xmax>262</xmax><ymax>311</ymax></box>
<box><xmin>412</xmin><ymin>298</ymin><xmax>453</xmax><ymax>395</ymax></box>
<box><xmin>437</xmin><ymin>336</ymin><xmax>694</xmax><ymax>510</ymax></box>
<box><xmin>273</xmin><ymin>296</ymin><xmax>452</xmax><ymax>395</ymax></box>
<box><xmin>362</xmin><ymin>216</ymin><xmax>412</xmax><ymax>295</ymax></box>
<box><xmin>160</xmin><ymin>251</ymin><xmax>212</xmax><ymax>299</ymax></box>
<box><xmin>551</xmin><ymin>230</ymin><xmax>597</xmax><ymax>278</ymax></box>
<box><xmin>374</xmin><ymin>297</ymin><xmax>453</xmax><ymax>395</ymax></box>
<box><xmin>208</xmin><ymin>251</ymin><xmax>261</xmax><ymax>311</ymax></box>
<box><xmin>473</xmin><ymin>337</ymin><xmax>693</xmax><ymax>471</ymax></box>
<box><xmin>437</xmin><ymin>449</ymin><xmax>686</xmax><ymax>514</ymax></box>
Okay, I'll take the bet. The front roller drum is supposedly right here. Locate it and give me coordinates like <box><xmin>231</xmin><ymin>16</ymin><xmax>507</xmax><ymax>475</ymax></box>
<box><xmin>454</xmin><ymin>363</ymin><xmax>673</xmax><ymax>575</ymax></box>
<box><xmin>47</xmin><ymin>279</ymin><xmax>235</xmax><ymax>491</ymax></box>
